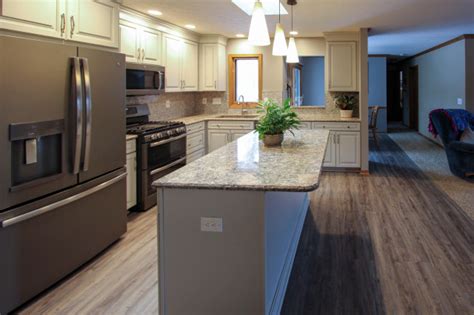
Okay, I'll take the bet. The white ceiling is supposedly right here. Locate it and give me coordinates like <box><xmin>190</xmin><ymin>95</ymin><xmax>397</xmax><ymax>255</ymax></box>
<box><xmin>121</xmin><ymin>0</ymin><xmax>474</xmax><ymax>56</ymax></box>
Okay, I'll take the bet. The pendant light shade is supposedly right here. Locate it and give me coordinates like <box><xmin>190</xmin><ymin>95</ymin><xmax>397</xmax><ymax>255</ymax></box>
<box><xmin>286</xmin><ymin>37</ymin><xmax>299</xmax><ymax>63</ymax></box>
<box><xmin>272</xmin><ymin>23</ymin><xmax>287</xmax><ymax>55</ymax></box>
<box><xmin>248</xmin><ymin>1</ymin><xmax>270</xmax><ymax>46</ymax></box>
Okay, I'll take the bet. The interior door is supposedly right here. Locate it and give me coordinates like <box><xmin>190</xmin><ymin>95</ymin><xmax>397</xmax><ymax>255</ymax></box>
<box><xmin>0</xmin><ymin>36</ymin><xmax>78</xmax><ymax>211</ymax></box>
<box><xmin>77</xmin><ymin>47</ymin><xmax>126</xmax><ymax>183</ymax></box>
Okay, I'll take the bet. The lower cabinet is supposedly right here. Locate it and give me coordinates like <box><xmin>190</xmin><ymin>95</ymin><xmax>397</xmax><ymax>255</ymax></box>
<box><xmin>323</xmin><ymin>131</ymin><xmax>360</xmax><ymax>168</ymax></box>
<box><xmin>186</xmin><ymin>122</ymin><xmax>206</xmax><ymax>163</ymax></box>
<box><xmin>126</xmin><ymin>138</ymin><xmax>137</xmax><ymax>210</ymax></box>
<box><xmin>207</xmin><ymin>121</ymin><xmax>254</xmax><ymax>152</ymax></box>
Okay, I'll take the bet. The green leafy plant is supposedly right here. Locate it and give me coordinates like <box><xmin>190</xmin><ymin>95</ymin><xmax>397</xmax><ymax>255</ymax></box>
<box><xmin>334</xmin><ymin>94</ymin><xmax>357</xmax><ymax>110</ymax></box>
<box><xmin>255</xmin><ymin>98</ymin><xmax>300</xmax><ymax>139</ymax></box>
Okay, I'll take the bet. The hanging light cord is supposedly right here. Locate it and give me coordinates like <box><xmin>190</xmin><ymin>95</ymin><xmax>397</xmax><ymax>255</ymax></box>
<box><xmin>291</xmin><ymin>5</ymin><xmax>293</xmax><ymax>32</ymax></box>
<box><xmin>279</xmin><ymin>0</ymin><xmax>281</xmax><ymax>23</ymax></box>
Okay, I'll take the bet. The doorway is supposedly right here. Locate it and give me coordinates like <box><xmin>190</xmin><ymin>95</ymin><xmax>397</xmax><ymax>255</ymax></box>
<box><xmin>408</xmin><ymin>65</ymin><xmax>419</xmax><ymax>131</ymax></box>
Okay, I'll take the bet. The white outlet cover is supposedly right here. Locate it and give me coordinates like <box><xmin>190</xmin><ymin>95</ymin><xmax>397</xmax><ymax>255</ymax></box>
<box><xmin>165</xmin><ymin>100</ymin><xmax>171</xmax><ymax>108</ymax></box>
<box><xmin>212</xmin><ymin>97</ymin><xmax>222</xmax><ymax>105</ymax></box>
<box><xmin>457</xmin><ymin>98</ymin><xmax>463</xmax><ymax>105</ymax></box>
<box><xmin>201</xmin><ymin>217</ymin><xmax>223</xmax><ymax>232</ymax></box>
<box><xmin>202</xmin><ymin>97</ymin><xmax>207</xmax><ymax>105</ymax></box>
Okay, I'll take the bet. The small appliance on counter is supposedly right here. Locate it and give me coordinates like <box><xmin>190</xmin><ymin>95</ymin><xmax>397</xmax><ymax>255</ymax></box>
<box><xmin>126</xmin><ymin>104</ymin><xmax>186</xmax><ymax>211</ymax></box>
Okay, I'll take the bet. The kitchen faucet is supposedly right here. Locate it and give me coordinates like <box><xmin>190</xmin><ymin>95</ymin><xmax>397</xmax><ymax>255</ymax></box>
<box><xmin>237</xmin><ymin>95</ymin><xmax>248</xmax><ymax>115</ymax></box>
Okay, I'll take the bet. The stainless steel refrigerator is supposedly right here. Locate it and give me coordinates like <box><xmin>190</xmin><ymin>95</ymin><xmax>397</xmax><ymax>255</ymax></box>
<box><xmin>0</xmin><ymin>36</ymin><xmax>127</xmax><ymax>314</ymax></box>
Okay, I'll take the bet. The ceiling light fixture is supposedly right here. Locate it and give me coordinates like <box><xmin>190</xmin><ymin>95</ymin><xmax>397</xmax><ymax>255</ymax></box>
<box><xmin>185</xmin><ymin>24</ymin><xmax>196</xmax><ymax>30</ymax></box>
<box><xmin>248</xmin><ymin>1</ymin><xmax>270</xmax><ymax>46</ymax></box>
<box><xmin>272</xmin><ymin>1</ymin><xmax>287</xmax><ymax>56</ymax></box>
<box><xmin>289</xmin><ymin>30</ymin><xmax>298</xmax><ymax>35</ymax></box>
<box><xmin>236</xmin><ymin>33</ymin><xmax>246</xmax><ymax>38</ymax></box>
<box><xmin>286</xmin><ymin>1</ymin><xmax>299</xmax><ymax>63</ymax></box>
<box><xmin>147</xmin><ymin>10</ymin><xmax>162</xmax><ymax>16</ymax></box>
<box><xmin>232</xmin><ymin>0</ymin><xmax>288</xmax><ymax>15</ymax></box>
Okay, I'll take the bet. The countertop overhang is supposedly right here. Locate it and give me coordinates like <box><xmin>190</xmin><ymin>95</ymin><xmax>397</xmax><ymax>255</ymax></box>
<box><xmin>153</xmin><ymin>129</ymin><xmax>330</xmax><ymax>192</ymax></box>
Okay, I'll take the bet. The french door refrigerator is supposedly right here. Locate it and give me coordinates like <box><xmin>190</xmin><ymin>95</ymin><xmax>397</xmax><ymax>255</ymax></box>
<box><xmin>0</xmin><ymin>36</ymin><xmax>127</xmax><ymax>314</ymax></box>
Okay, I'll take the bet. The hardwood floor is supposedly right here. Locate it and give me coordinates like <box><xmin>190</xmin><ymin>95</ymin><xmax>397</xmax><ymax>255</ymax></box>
<box><xmin>19</xmin><ymin>135</ymin><xmax>473</xmax><ymax>314</ymax></box>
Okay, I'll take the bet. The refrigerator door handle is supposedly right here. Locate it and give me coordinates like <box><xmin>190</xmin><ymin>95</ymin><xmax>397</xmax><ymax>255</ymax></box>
<box><xmin>72</xmin><ymin>57</ymin><xmax>83</xmax><ymax>174</ymax></box>
<box><xmin>80</xmin><ymin>57</ymin><xmax>92</xmax><ymax>172</ymax></box>
<box><xmin>0</xmin><ymin>172</ymin><xmax>126</xmax><ymax>228</ymax></box>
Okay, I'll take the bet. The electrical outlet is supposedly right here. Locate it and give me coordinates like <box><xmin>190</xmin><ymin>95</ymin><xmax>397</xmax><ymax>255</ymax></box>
<box><xmin>165</xmin><ymin>100</ymin><xmax>171</xmax><ymax>108</ymax></box>
<box><xmin>202</xmin><ymin>97</ymin><xmax>207</xmax><ymax>105</ymax></box>
<box><xmin>457</xmin><ymin>98</ymin><xmax>463</xmax><ymax>105</ymax></box>
<box><xmin>200</xmin><ymin>217</ymin><xmax>223</xmax><ymax>232</ymax></box>
<box><xmin>212</xmin><ymin>97</ymin><xmax>222</xmax><ymax>105</ymax></box>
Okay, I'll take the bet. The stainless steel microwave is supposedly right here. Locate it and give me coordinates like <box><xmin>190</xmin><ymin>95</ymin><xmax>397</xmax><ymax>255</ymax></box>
<box><xmin>126</xmin><ymin>63</ymin><xmax>165</xmax><ymax>96</ymax></box>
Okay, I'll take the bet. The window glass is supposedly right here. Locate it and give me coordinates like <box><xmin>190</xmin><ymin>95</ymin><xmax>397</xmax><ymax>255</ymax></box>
<box><xmin>235</xmin><ymin>58</ymin><xmax>259</xmax><ymax>103</ymax></box>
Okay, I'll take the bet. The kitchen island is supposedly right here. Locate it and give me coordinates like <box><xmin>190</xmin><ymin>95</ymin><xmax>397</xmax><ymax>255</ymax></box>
<box><xmin>153</xmin><ymin>129</ymin><xmax>329</xmax><ymax>315</ymax></box>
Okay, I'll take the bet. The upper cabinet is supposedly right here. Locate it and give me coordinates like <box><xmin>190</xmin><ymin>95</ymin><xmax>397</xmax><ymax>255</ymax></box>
<box><xmin>0</xmin><ymin>0</ymin><xmax>119</xmax><ymax>48</ymax></box>
<box><xmin>163</xmin><ymin>34</ymin><xmax>198</xmax><ymax>92</ymax></box>
<box><xmin>199</xmin><ymin>38</ymin><xmax>227</xmax><ymax>91</ymax></box>
<box><xmin>327</xmin><ymin>41</ymin><xmax>358</xmax><ymax>91</ymax></box>
<box><xmin>119</xmin><ymin>20</ymin><xmax>162</xmax><ymax>65</ymax></box>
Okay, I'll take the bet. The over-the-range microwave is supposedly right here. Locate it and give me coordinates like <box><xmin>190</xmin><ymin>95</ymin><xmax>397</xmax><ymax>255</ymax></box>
<box><xmin>126</xmin><ymin>63</ymin><xmax>165</xmax><ymax>96</ymax></box>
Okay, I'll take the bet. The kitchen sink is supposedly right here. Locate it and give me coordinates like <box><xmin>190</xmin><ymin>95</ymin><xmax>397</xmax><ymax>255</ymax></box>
<box><xmin>217</xmin><ymin>114</ymin><xmax>260</xmax><ymax>119</ymax></box>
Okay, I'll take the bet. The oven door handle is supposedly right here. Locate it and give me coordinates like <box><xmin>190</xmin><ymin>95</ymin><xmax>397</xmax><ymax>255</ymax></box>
<box><xmin>149</xmin><ymin>133</ymin><xmax>187</xmax><ymax>148</ymax></box>
<box><xmin>150</xmin><ymin>157</ymin><xmax>186</xmax><ymax>176</ymax></box>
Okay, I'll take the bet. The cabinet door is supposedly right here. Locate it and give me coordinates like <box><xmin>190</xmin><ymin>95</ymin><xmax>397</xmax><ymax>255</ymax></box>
<box><xmin>200</xmin><ymin>44</ymin><xmax>217</xmax><ymax>91</ymax></box>
<box><xmin>67</xmin><ymin>0</ymin><xmax>119</xmax><ymax>48</ymax></box>
<box><xmin>119</xmin><ymin>22</ymin><xmax>140</xmax><ymax>63</ymax></box>
<box><xmin>336</xmin><ymin>132</ymin><xmax>360</xmax><ymax>168</ymax></box>
<box><xmin>323</xmin><ymin>132</ymin><xmax>337</xmax><ymax>167</ymax></box>
<box><xmin>126</xmin><ymin>153</ymin><xmax>137</xmax><ymax>209</ymax></box>
<box><xmin>0</xmin><ymin>0</ymin><xmax>65</xmax><ymax>39</ymax></box>
<box><xmin>163</xmin><ymin>35</ymin><xmax>182</xmax><ymax>92</ymax></box>
<box><xmin>231</xmin><ymin>130</ymin><xmax>252</xmax><ymax>141</ymax></box>
<box><xmin>328</xmin><ymin>41</ymin><xmax>357</xmax><ymax>91</ymax></box>
<box><xmin>141</xmin><ymin>28</ymin><xmax>162</xmax><ymax>65</ymax></box>
<box><xmin>181</xmin><ymin>40</ymin><xmax>199</xmax><ymax>91</ymax></box>
<box><xmin>208</xmin><ymin>130</ymin><xmax>230</xmax><ymax>152</ymax></box>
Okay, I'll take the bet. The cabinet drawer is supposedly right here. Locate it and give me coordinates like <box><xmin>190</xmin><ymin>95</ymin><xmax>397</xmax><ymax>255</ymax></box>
<box><xmin>312</xmin><ymin>122</ymin><xmax>360</xmax><ymax>131</ymax></box>
<box><xmin>187</xmin><ymin>121</ymin><xmax>205</xmax><ymax>134</ymax></box>
<box><xmin>187</xmin><ymin>148</ymin><xmax>206</xmax><ymax>164</ymax></box>
<box><xmin>187</xmin><ymin>131</ymin><xmax>205</xmax><ymax>153</ymax></box>
<box><xmin>299</xmin><ymin>121</ymin><xmax>312</xmax><ymax>129</ymax></box>
<box><xmin>208</xmin><ymin>120</ymin><xmax>254</xmax><ymax>130</ymax></box>
<box><xmin>126</xmin><ymin>139</ymin><xmax>136</xmax><ymax>154</ymax></box>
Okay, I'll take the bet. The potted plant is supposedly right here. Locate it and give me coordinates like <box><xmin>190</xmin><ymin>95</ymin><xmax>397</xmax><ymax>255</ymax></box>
<box><xmin>255</xmin><ymin>98</ymin><xmax>300</xmax><ymax>146</ymax></box>
<box><xmin>334</xmin><ymin>94</ymin><xmax>357</xmax><ymax>118</ymax></box>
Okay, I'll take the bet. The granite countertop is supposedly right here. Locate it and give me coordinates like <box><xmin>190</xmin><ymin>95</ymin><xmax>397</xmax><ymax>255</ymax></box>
<box><xmin>126</xmin><ymin>134</ymin><xmax>138</xmax><ymax>140</ymax></box>
<box><xmin>153</xmin><ymin>129</ymin><xmax>330</xmax><ymax>192</ymax></box>
<box><xmin>175</xmin><ymin>113</ymin><xmax>360</xmax><ymax>125</ymax></box>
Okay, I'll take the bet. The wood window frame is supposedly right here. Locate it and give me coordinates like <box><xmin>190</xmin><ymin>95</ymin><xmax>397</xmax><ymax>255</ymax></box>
<box><xmin>228</xmin><ymin>54</ymin><xmax>263</xmax><ymax>109</ymax></box>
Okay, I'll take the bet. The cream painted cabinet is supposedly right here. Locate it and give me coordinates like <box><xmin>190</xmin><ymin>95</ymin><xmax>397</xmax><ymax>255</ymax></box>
<box><xmin>199</xmin><ymin>43</ymin><xmax>226</xmax><ymax>91</ymax></box>
<box><xmin>163</xmin><ymin>34</ymin><xmax>198</xmax><ymax>92</ymax></box>
<box><xmin>120</xmin><ymin>21</ymin><xmax>161</xmax><ymax>65</ymax></box>
<box><xmin>0</xmin><ymin>0</ymin><xmax>65</xmax><ymax>38</ymax></box>
<box><xmin>323</xmin><ymin>132</ymin><xmax>337</xmax><ymax>167</ymax></box>
<box><xmin>327</xmin><ymin>41</ymin><xmax>357</xmax><ymax>91</ymax></box>
<box><xmin>231</xmin><ymin>130</ymin><xmax>252</xmax><ymax>141</ymax></box>
<box><xmin>0</xmin><ymin>0</ymin><xmax>119</xmax><ymax>48</ymax></box>
<box><xmin>335</xmin><ymin>132</ymin><xmax>360</xmax><ymax>167</ymax></box>
<box><xmin>181</xmin><ymin>40</ymin><xmax>199</xmax><ymax>91</ymax></box>
<box><xmin>208</xmin><ymin>130</ymin><xmax>230</xmax><ymax>152</ymax></box>
<box><xmin>126</xmin><ymin>139</ymin><xmax>137</xmax><ymax>210</ymax></box>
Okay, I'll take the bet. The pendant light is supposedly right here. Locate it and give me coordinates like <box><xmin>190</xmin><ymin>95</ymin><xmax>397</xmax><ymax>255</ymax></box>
<box><xmin>272</xmin><ymin>1</ymin><xmax>287</xmax><ymax>56</ymax></box>
<box><xmin>286</xmin><ymin>1</ymin><xmax>299</xmax><ymax>63</ymax></box>
<box><xmin>248</xmin><ymin>0</ymin><xmax>270</xmax><ymax>46</ymax></box>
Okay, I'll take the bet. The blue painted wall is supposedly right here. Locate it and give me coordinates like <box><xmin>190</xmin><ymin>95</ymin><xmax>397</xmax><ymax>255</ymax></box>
<box><xmin>406</xmin><ymin>40</ymin><xmax>467</xmax><ymax>138</ymax></box>
<box><xmin>301</xmin><ymin>57</ymin><xmax>325</xmax><ymax>106</ymax></box>
<box><xmin>368</xmin><ymin>57</ymin><xmax>387</xmax><ymax>132</ymax></box>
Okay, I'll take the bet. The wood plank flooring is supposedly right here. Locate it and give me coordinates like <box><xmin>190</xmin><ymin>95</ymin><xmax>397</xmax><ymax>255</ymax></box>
<box><xmin>18</xmin><ymin>135</ymin><xmax>473</xmax><ymax>314</ymax></box>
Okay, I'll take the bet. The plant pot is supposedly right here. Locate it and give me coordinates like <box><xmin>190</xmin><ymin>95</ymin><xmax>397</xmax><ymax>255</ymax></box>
<box><xmin>263</xmin><ymin>133</ymin><xmax>284</xmax><ymax>146</ymax></box>
<box><xmin>340</xmin><ymin>109</ymin><xmax>353</xmax><ymax>118</ymax></box>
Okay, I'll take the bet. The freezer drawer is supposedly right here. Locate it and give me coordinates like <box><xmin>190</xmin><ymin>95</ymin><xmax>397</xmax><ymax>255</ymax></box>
<box><xmin>0</xmin><ymin>171</ymin><xmax>127</xmax><ymax>314</ymax></box>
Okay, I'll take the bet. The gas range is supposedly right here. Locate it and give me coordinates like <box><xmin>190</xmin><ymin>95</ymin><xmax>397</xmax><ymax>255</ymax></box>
<box><xmin>126</xmin><ymin>104</ymin><xmax>187</xmax><ymax>212</ymax></box>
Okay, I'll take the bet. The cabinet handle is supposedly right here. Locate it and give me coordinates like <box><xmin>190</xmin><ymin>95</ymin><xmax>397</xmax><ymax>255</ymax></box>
<box><xmin>337</xmin><ymin>135</ymin><xmax>340</xmax><ymax>144</ymax></box>
<box><xmin>60</xmin><ymin>13</ymin><xmax>66</xmax><ymax>37</ymax></box>
<box><xmin>214</xmin><ymin>80</ymin><xmax>217</xmax><ymax>89</ymax></box>
<box><xmin>70</xmin><ymin>15</ymin><xmax>75</xmax><ymax>37</ymax></box>
<box><xmin>137</xmin><ymin>48</ymin><xmax>141</xmax><ymax>61</ymax></box>
<box><xmin>183</xmin><ymin>80</ymin><xmax>186</xmax><ymax>89</ymax></box>
<box><xmin>142</xmin><ymin>48</ymin><xmax>145</xmax><ymax>61</ymax></box>
<box><xmin>333</xmin><ymin>134</ymin><xmax>336</xmax><ymax>144</ymax></box>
